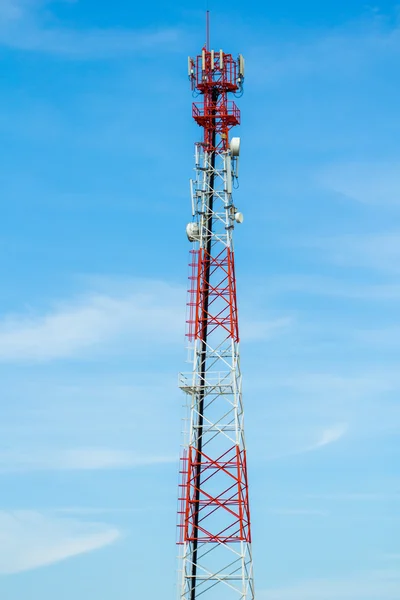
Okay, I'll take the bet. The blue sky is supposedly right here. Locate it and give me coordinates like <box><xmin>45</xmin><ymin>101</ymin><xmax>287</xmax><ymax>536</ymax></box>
<box><xmin>0</xmin><ymin>0</ymin><xmax>399</xmax><ymax>598</ymax></box>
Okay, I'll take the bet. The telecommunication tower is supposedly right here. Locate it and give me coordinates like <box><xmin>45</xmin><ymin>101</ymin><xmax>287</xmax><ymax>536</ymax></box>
<box><xmin>177</xmin><ymin>17</ymin><xmax>255</xmax><ymax>600</ymax></box>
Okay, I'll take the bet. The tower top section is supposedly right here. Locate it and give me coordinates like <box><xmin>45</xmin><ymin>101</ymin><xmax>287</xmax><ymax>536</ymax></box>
<box><xmin>188</xmin><ymin>48</ymin><xmax>245</xmax><ymax>153</ymax></box>
<box><xmin>188</xmin><ymin>49</ymin><xmax>245</xmax><ymax>95</ymax></box>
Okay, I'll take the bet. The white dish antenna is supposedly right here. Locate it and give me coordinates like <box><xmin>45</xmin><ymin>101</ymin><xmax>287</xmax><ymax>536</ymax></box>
<box><xmin>186</xmin><ymin>222</ymin><xmax>200</xmax><ymax>242</ymax></box>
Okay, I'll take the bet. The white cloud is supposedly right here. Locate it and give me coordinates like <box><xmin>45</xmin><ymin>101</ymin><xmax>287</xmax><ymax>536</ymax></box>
<box><xmin>0</xmin><ymin>279</ymin><xmax>291</xmax><ymax>362</ymax></box>
<box><xmin>0</xmin><ymin>447</ymin><xmax>175</xmax><ymax>473</ymax></box>
<box><xmin>262</xmin><ymin>422</ymin><xmax>349</xmax><ymax>462</ymax></box>
<box><xmin>0</xmin><ymin>282</ymin><xmax>183</xmax><ymax>362</ymax></box>
<box><xmin>309</xmin><ymin>423</ymin><xmax>348</xmax><ymax>450</ymax></box>
<box><xmin>0</xmin><ymin>510</ymin><xmax>120</xmax><ymax>574</ymax></box>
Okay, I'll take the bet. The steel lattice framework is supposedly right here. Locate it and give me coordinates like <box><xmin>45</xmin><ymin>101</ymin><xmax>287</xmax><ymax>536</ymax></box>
<box><xmin>177</xmin><ymin>38</ymin><xmax>255</xmax><ymax>600</ymax></box>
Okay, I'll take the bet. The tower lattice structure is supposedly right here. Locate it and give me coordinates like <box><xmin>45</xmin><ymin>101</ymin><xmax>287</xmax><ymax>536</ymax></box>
<box><xmin>177</xmin><ymin>40</ymin><xmax>255</xmax><ymax>600</ymax></box>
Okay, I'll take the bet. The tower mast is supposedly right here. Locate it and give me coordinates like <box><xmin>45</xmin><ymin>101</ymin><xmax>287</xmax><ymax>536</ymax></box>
<box><xmin>178</xmin><ymin>29</ymin><xmax>254</xmax><ymax>600</ymax></box>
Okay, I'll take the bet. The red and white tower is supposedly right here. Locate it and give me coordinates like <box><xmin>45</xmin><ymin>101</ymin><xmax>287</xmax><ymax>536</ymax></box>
<box><xmin>177</xmin><ymin>22</ymin><xmax>255</xmax><ymax>600</ymax></box>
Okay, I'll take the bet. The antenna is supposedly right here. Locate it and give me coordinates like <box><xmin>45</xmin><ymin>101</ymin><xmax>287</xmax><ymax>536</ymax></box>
<box><xmin>206</xmin><ymin>10</ymin><xmax>210</xmax><ymax>50</ymax></box>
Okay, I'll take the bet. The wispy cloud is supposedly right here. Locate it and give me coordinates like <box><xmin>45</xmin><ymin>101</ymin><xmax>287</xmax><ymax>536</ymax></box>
<box><xmin>0</xmin><ymin>0</ymin><xmax>180</xmax><ymax>57</ymax></box>
<box><xmin>309</xmin><ymin>423</ymin><xmax>348</xmax><ymax>450</ymax></box>
<box><xmin>0</xmin><ymin>281</ymin><xmax>183</xmax><ymax>362</ymax></box>
<box><xmin>264</xmin><ymin>422</ymin><xmax>349</xmax><ymax>462</ymax></box>
<box><xmin>0</xmin><ymin>447</ymin><xmax>175</xmax><ymax>473</ymax></box>
<box><xmin>0</xmin><ymin>279</ymin><xmax>291</xmax><ymax>362</ymax></box>
<box><xmin>0</xmin><ymin>510</ymin><xmax>120</xmax><ymax>574</ymax></box>
<box><xmin>276</xmin><ymin>423</ymin><xmax>348</xmax><ymax>458</ymax></box>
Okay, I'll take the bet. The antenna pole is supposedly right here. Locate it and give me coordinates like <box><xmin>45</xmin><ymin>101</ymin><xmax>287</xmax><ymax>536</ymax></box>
<box><xmin>206</xmin><ymin>10</ymin><xmax>210</xmax><ymax>51</ymax></box>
